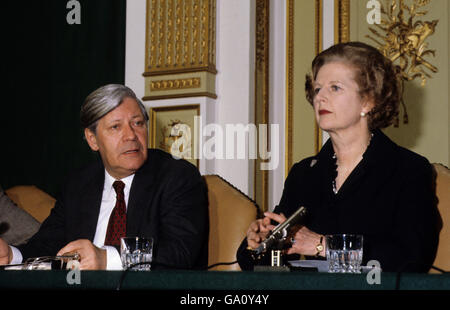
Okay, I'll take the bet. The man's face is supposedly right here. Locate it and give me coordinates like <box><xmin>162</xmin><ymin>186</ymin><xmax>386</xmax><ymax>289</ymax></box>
<box><xmin>85</xmin><ymin>97</ymin><xmax>148</xmax><ymax>179</ymax></box>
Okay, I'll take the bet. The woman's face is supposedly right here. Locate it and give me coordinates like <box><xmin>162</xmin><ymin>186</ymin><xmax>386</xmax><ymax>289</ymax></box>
<box><xmin>312</xmin><ymin>61</ymin><xmax>371</xmax><ymax>134</ymax></box>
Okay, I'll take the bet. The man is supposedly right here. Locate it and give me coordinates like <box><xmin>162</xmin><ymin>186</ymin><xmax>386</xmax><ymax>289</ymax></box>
<box><xmin>0</xmin><ymin>84</ymin><xmax>209</xmax><ymax>270</ymax></box>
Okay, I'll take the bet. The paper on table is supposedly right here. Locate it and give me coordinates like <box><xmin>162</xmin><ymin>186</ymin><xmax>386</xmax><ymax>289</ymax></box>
<box><xmin>288</xmin><ymin>260</ymin><xmax>329</xmax><ymax>272</ymax></box>
<box><xmin>288</xmin><ymin>260</ymin><xmax>376</xmax><ymax>273</ymax></box>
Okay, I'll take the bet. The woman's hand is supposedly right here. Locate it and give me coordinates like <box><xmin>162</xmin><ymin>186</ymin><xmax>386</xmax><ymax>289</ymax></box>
<box><xmin>246</xmin><ymin>212</ymin><xmax>287</xmax><ymax>250</ymax></box>
<box><xmin>287</xmin><ymin>226</ymin><xmax>325</xmax><ymax>257</ymax></box>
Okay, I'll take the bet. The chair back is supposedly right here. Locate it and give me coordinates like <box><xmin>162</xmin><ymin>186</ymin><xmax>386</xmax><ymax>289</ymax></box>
<box><xmin>204</xmin><ymin>175</ymin><xmax>259</xmax><ymax>271</ymax></box>
<box><xmin>5</xmin><ymin>185</ymin><xmax>55</xmax><ymax>223</ymax></box>
<box><xmin>432</xmin><ymin>163</ymin><xmax>450</xmax><ymax>272</ymax></box>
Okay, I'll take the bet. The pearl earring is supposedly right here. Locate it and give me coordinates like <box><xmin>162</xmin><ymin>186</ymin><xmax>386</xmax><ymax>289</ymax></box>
<box><xmin>360</xmin><ymin>112</ymin><xmax>366</xmax><ymax>117</ymax></box>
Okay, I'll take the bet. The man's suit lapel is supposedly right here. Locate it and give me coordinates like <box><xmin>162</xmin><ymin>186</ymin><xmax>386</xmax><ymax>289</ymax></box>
<box><xmin>78</xmin><ymin>163</ymin><xmax>104</xmax><ymax>240</ymax></box>
<box><xmin>126</xmin><ymin>154</ymin><xmax>159</xmax><ymax>237</ymax></box>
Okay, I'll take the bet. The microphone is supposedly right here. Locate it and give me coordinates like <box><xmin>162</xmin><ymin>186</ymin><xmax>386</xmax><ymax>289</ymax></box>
<box><xmin>254</xmin><ymin>206</ymin><xmax>307</xmax><ymax>255</ymax></box>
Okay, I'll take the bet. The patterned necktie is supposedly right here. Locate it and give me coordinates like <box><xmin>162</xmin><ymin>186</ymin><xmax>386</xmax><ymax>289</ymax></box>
<box><xmin>104</xmin><ymin>180</ymin><xmax>126</xmax><ymax>247</ymax></box>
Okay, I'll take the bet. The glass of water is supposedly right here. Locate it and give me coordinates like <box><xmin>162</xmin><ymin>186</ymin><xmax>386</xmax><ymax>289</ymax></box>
<box><xmin>326</xmin><ymin>234</ymin><xmax>363</xmax><ymax>273</ymax></box>
<box><xmin>120</xmin><ymin>237</ymin><xmax>153</xmax><ymax>271</ymax></box>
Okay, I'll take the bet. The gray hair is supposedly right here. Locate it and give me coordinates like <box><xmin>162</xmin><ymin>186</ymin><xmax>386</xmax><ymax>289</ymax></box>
<box><xmin>80</xmin><ymin>84</ymin><xmax>149</xmax><ymax>133</ymax></box>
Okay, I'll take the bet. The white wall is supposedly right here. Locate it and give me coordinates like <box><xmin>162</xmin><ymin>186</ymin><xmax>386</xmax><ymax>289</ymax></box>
<box><xmin>321</xmin><ymin>0</ymin><xmax>334</xmax><ymax>144</ymax></box>
<box><xmin>214</xmin><ymin>0</ymin><xmax>255</xmax><ymax>196</ymax></box>
<box><xmin>125</xmin><ymin>0</ymin><xmax>146</xmax><ymax>100</ymax></box>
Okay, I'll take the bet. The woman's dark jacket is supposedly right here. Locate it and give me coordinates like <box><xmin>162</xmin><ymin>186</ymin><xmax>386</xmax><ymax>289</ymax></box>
<box><xmin>237</xmin><ymin>130</ymin><xmax>440</xmax><ymax>272</ymax></box>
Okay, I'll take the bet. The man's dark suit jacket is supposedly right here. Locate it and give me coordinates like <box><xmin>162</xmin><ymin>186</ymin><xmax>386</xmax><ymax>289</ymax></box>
<box><xmin>19</xmin><ymin>149</ymin><xmax>209</xmax><ymax>270</ymax></box>
<box><xmin>237</xmin><ymin>130</ymin><xmax>440</xmax><ymax>272</ymax></box>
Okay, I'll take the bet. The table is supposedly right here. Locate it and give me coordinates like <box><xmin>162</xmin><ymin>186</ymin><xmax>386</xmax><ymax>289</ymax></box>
<box><xmin>0</xmin><ymin>270</ymin><xmax>448</xmax><ymax>290</ymax></box>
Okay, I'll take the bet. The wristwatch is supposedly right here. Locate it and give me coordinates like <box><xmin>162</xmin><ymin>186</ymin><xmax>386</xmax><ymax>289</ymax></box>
<box><xmin>315</xmin><ymin>236</ymin><xmax>324</xmax><ymax>257</ymax></box>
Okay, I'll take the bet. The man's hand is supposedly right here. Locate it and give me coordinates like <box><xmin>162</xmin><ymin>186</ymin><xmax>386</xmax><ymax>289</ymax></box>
<box><xmin>57</xmin><ymin>239</ymin><xmax>107</xmax><ymax>270</ymax></box>
<box><xmin>0</xmin><ymin>238</ymin><xmax>12</xmax><ymax>265</ymax></box>
<box><xmin>246</xmin><ymin>212</ymin><xmax>287</xmax><ymax>250</ymax></box>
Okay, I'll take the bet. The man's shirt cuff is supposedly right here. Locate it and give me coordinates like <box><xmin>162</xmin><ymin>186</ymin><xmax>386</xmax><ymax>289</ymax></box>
<box><xmin>103</xmin><ymin>245</ymin><xmax>123</xmax><ymax>270</ymax></box>
<box><xmin>9</xmin><ymin>246</ymin><xmax>23</xmax><ymax>265</ymax></box>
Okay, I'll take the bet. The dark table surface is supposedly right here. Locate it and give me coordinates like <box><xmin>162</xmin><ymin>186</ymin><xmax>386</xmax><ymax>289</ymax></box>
<box><xmin>1</xmin><ymin>269</ymin><xmax>449</xmax><ymax>290</ymax></box>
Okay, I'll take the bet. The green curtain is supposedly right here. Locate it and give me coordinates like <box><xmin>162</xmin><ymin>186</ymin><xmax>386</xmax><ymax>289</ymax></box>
<box><xmin>1</xmin><ymin>0</ymin><xmax>126</xmax><ymax>196</ymax></box>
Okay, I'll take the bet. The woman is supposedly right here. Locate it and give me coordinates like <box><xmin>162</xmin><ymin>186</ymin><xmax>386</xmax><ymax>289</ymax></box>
<box><xmin>237</xmin><ymin>42</ymin><xmax>439</xmax><ymax>272</ymax></box>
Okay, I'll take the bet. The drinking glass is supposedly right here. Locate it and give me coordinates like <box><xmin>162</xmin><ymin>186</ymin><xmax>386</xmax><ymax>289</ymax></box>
<box><xmin>326</xmin><ymin>234</ymin><xmax>363</xmax><ymax>273</ymax></box>
<box><xmin>120</xmin><ymin>237</ymin><xmax>153</xmax><ymax>271</ymax></box>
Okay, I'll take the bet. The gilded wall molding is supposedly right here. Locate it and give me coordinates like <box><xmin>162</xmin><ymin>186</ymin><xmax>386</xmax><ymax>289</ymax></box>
<box><xmin>150</xmin><ymin>77</ymin><xmax>201</xmax><ymax>91</ymax></box>
<box><xmin>316</xmin><ymin>0</ymin><xmax>323</xmax><ymax>54</ymax></box>
<box><xmin>315</xmin><ymin>0</ymin><xmax>324</xmax><ymax>153</ymax></box>
<box><xmin>335</xmin><ymin>0</ymin><xmax>350</xmax><ymax>44</ymax></box>
<box><xmin>254</xmin><ymin>0</ymin><xmax>269</xmax><ymax>211</ymax></box>
<box><xmin>286</xmin><ymin>0</ymin><xmax>294</xmax><ymax>175</ymax></box>
<box><xmin>145</xmin><ymin>0</ymin><xmax>216</xmax><ymax>74</ymax></box>
<box><xmin>286</xmin><ymin>0</ymin><xmax>322</xmax><ymax>176</ymax></box>
<box><xmin>144</xmin><ymin>0</ymin><xmax>217</xmax><ymax>100</ymax></box>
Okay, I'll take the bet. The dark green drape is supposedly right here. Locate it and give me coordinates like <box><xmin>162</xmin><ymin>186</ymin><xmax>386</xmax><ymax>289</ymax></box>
<box><xmin>1</xmin><ymin>0</ymin><xmax>127</xmax><ymax>196</ymax></box>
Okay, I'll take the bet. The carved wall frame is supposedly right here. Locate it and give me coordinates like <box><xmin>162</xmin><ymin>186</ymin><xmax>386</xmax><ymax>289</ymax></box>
<box><xmin>285</xmin><ymin>0</ymin><xmax>349</xmax><ymax>175</ymax></box>
<box><xmin>254</xmin><ymin>0</ymin><xmax>270</xmax><ymax>211</ymax></box>
<box><xmin>143</xmin><ymin>0</ymin><xmax>217</xmax><ymax>100</ymax></box>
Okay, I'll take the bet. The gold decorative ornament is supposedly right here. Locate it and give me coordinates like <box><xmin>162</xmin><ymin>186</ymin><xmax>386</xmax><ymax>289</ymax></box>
<box><xmin>366</xmin><ymin>0</ymin><xmax>439</xmax><ymax>125</ymax></box>
<box><xmin>254</xmin><ymin>0</ymin><xmax>270</xmax><ymax>212</ymax></box>
<box><xmin>150</xmin><ymin>77</ymin><xmax>201</xmax><ymax>91</ymax></box>
<box><xmin>335</xmin><ymin>0</ymin><xmax>350</xmax><ymax>44</ymax></box>
<box><xmin>160</xmin><ymin>119</ymin><xmax>186</xmax><ymax>153</ymax></box>
<box><xmin>149</xmin><ymin>105</ymin><xmax>199</xmax><ymax>166</ymax></box>
<box><xmin>144</xmin><ymin>0</ymin><xmax>217</xmax><ymax>100</ymax></box>
<box><xmin>145</xmin><ymin>0</ymin><xmax>216</xmax><ymax>74</ymax></box>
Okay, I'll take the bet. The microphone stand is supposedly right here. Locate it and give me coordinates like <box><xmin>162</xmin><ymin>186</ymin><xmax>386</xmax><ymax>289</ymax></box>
<box><xmin>251</xmin><ymin>206</ymin><xmax>307</xmax><ymax>271</ymax></box>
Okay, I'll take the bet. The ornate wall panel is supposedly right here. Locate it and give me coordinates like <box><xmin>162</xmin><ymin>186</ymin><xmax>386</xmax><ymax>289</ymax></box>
<box><xmin>348</xmin><ymin>0</ymin><xmax>449</xmax><ymax>166</ymax></box>
<box><xmin>286</xmin><ymin>0</ymin><xmax>320</xmax><ymax>175</ymax></box>
<box><xmin>143</xmin><ymin>0</ymin><xmax>217</xmax><ymax>100</ymax></box>
<box><xmin>334</xmin><ymin>0</ymin><xmax>350</xmax><ymax>44</ymax></box>
<box><xmin>254</xmin><ymin>0</ymin><xmax>270</xmax><ymax>211</ymax></box>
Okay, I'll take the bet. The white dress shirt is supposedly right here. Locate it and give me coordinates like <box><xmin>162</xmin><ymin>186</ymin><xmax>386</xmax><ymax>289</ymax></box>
<box><xmin>93</xmin><ymin>171</ymin><xmax>134</xmax><ymax>270</ymax></box>
<box><xmin>10</xmin><ymin>170</ymin><xmax>134</xmax><ymax>270</ymax></box>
